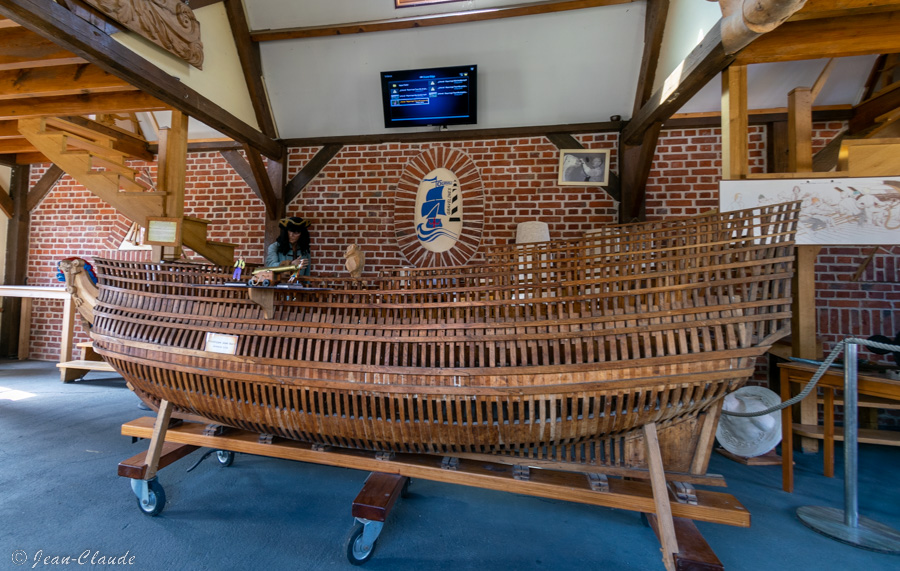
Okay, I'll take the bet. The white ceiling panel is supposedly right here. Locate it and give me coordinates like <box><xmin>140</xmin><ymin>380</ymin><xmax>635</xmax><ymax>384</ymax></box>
<box><xmin>676</xmin><ymin>55</ymin><xmax>878</xmax><ymax>116</ymax></box>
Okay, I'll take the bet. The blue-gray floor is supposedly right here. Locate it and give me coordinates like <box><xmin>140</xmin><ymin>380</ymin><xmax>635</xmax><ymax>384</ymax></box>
<box><xmin>1</xmin><ymin>359</ymin><xmax>899</xmax><ymax>570</ymax></box>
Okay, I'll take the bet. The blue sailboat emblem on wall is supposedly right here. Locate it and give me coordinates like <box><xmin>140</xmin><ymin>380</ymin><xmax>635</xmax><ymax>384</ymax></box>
<box><xmin>416</xmin><ymin>177</ymin><xmax>460</xmax><ymax>243</ymax></box>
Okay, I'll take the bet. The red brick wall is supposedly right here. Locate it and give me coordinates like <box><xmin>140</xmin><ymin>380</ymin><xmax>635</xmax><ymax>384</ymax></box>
<box><xmin>17</xmin><ymin>126</ymin><xmax>900</xmax><ymax>385</ymax></box>
<box><xmin>288</xmin><ymin>135</ymin><xmax>618</xmax><ymax>274</ymax></box>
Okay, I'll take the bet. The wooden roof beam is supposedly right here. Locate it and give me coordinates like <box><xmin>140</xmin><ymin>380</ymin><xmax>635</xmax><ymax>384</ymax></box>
<box><xmin>251</xmin><ymin>0</ymin><xmax>634</xmax><ymax>41</ymax></box>
<box><xmin>0</xmin><ymin>63</ymin><xmax>136</xmax><ymax>100</ymax></box>
<box><xmin>734</xmin><ymin>11</ymin><xmax>900</xmax><ymax>65</ymax></box>
<box><xmin>623</xmin><ymin>22</ymin><xmax>733</xmax><ymax>146</ymax></box>
<box><xmin>223</xmin><ymin>0</ymin><xmax>277</xmax><ymax>138</ymax></box>
<box><xmin>0</xmin><ymin>91</ymin><xmax>168</xmax><ymax>120</ymax></box>
<box><xmin>0</xmin><ymin>0</ymin><xmax>283</xmax><ymax>160</ymax></box>
<box><xmin>788</xmin><ymin>0</ymin><xmax>900</xmax><ymax>21</ymax></box>
<box><xmin>632</xmin><ymin>0</ymin><xmax>669</xmax><ymax>116</ymax></box>
<box><xmin>0</xmin><ymin>26</ymin><xmax>85</xmax><ymax>70</ymax></box>
<box><xmin>623</xmin><ymin>0</ymin><xmax>807</xmax><ymax>146</ymax></box>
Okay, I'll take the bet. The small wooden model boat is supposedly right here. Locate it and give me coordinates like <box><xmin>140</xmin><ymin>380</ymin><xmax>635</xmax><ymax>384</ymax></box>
<box><xmin>91</xmin><ymin>202</ymin><xmax>799</xmax><ymax>475</ymax></box>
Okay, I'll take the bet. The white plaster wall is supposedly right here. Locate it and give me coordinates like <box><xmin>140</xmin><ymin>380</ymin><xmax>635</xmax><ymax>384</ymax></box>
<box><xmin>110</xmin><ymin>3</ymin><xmax>259</xmax><ymax>131</ymax></box>
<box><xmin>261</xmin><ymin>4</ymin><xmax>646</xmax><ymax>139</ymax></box>
<box><xmin>248</xmin><ymin>0</ymin><xmax>553</xmax><ymax>30</ymax></box>
<box><xmin>653</xmin><ymin>0</ymin><xmax>721</xmax><ymax>95</ymax></box>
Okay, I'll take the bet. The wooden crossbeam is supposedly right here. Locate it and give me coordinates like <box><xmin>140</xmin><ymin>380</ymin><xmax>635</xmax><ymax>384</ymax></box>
<box><xmin>0</xmin><ymin>25</ymin><xmax>85</xmax><ymax>70</ymax></box>
<box><xmin>789</xmin><ymin>0</ymin><xmax>900</xmax><ymax>21</ymax></box>
<box><xmin>243</xmin><ymin>144</ymin><xmax>280</xmax><ymax>219</ymax></box>
<box><xmin>25</xmin><ymin>164</ymin><xmax>63</xmax><ymax>212</ymax></box>
<box><xmin>285</xmin><ymin>143</ymin><xmax>343</xmax><ymax>205</ymax></box>
<box><xmin>734</xmin><ymin>11</ymin><xmax>900</xmax><ymax>65</ymax></box>
<box><xmin>0</xmin><ymin>91</ymin><xmax>168</xmax><ymax>120</ymax></box>
<box><xmin>0</xmin><ymin>63</ymin><xmax>135</xmax><ymax>100</ymax></box>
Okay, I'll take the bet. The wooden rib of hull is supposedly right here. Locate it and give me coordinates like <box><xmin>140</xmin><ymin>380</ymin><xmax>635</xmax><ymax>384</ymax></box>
<box><xmin>90</xmin><ymin>202</ymin><xmax>800</xmax><ymax>472</ymax></box>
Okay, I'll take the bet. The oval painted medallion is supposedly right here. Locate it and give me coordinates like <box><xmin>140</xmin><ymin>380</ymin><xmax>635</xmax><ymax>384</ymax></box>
<box><xmin>414</xmin><ymin>168</ymin><xmax>463</xmax><ymax>253</ymax></box>
<box><xmin>393</xmin><ymin>147</ymin><xmax>484</xmax><ymax>268</ymax></box>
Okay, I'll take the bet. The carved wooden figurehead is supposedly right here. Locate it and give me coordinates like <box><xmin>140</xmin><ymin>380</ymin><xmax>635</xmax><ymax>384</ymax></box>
<box><xmin>344</xmin><ymin>244</ymin><xmax>365</xmax><ymax>279</ymax></box>
<box><xmin>59</xmin><ymin>258</ymin><xmax>99</xmax><ymax>327</ymax></box>
<box><xmin>82</xmin><ymin>0</ymin><xmax>204</xmax><ymax>69</ymax></box>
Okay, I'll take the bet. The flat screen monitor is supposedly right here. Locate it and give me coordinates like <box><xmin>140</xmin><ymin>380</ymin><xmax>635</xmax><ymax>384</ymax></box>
<box><xmin>380</xmin><ymin>65</ymin><xmax>477</xmax><ymax>128</ymax></box>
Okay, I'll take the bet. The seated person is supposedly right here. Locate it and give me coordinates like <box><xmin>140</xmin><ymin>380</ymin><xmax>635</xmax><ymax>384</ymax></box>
<box><xmin>265</xmin><ymin>216</ymin><xmax>311</xmax><ymax>276</ymax></box>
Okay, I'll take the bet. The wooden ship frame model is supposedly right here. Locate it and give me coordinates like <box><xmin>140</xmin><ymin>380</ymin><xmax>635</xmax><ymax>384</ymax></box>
<box><xmin>68</xmin><ymin>202</ymin><xmax>801</xmax><ymax>568</ymax></box>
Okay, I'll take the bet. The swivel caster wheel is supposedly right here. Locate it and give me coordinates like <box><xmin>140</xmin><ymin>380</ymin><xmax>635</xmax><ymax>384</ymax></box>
<box><xmin>345</xmin><ymin>519</ymin><xmax>383</xmax><ymax>565</ymax></box>
<box><xmin>215</xmin><ymin>450</ymin><xmax>235</xmax><ymax>467</ymax></box>
<box><xmin>131</xmin><ymin>477</ymin><xmax>166</xmax><ymax>517</ymax></box>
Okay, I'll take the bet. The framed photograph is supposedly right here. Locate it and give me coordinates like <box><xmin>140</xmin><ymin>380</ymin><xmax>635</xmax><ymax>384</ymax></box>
<box><xmin>558</xmin><ymin>149</ymin><xmax>610</xmax><ymax>187</ymax></box>
<box><xmin>395</xmin><ymin>0</ymin><xmax>464</xmax><ymax>7</ymax></box>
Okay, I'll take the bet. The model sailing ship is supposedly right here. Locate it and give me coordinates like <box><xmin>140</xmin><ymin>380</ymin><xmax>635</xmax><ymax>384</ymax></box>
<box><xmin>88</xmin><ymin>202</ymin><xmax>799</xmax><ymax>474</ymax></box>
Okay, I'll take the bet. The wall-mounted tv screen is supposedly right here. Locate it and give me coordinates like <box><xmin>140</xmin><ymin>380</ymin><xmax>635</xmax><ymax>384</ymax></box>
<box><xmin>380</xmin><ymin>65</ymin><xmax>477</xmax><ymax>128</ymax></box>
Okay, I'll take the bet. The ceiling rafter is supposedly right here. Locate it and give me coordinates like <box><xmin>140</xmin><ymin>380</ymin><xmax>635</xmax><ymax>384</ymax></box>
<box><xmin>0</xmin><ymin>25</ymin><xmax>85</xmax><ymax>70</ymax></box>
<box><xmin>0</xmin><ymin>90</ymin><xmax>168</xmax><ymax>120</ymax></box>
<box><xmin>0</xmin><ymin>63</ymin><xmax>135</xmax><ymax>100</ymax></box>
<box><xmin>734</xmin><ymin>10</ymin><xmax>900</xmax><ymax>65</ymax></box>
<box><xmin>223</xmin><ymin>0</ymin><xmax>277</xmax><ymax>138</ymax></box>
<box><xmin>0</xmin><ymin>0</ymin><xmax>283</xmax><ymax>160</ymax></box>
<box><xmin>251</xmin><ymin>0</ymin><xmax>633</xmax><ymax>42</ymax></box>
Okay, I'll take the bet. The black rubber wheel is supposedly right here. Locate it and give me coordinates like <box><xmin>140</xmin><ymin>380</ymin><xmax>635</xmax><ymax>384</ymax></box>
<box><xmin>345</xmin><ymin>522</ymin><xmax>376</xmax><ymax>566</ymax></box>
<box><xmin>262</xmin><ymin>279</ymin><xmax>271</xmax><ymax>287</ymax></box>
<box><xmin>136</xmin><ymin>477</ymin><xmax>166</xmax><ymax>517</ymax></box>
<box><xmin>215</xmin><ymin>450</ymin><xmax>235</xmax><ymax>467</ymax></box>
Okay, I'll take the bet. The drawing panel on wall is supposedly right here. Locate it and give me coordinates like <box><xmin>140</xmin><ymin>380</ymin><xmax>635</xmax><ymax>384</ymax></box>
<box><xmin>558</xmin><ymin>149</ymin><xmax>610</xmax><ymax>187</ymax></box>
<box><xmin>720</xmin><ymin>177</ymin><xmax>900</xmax><ymax>245</ymax></box>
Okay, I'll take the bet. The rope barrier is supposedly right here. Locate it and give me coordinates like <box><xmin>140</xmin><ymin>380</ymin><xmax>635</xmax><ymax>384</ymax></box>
<box><xmin>722</xmin><ymin>338</ymin><xmax>900</xmax><ymax>418</ymax></box>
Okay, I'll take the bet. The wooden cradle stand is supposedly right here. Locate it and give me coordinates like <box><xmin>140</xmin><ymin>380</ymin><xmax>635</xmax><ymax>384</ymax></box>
<box><xmin>117</xmin><ymin>400</ymin><xmax>749</xmax><ymax>570</ymax></box>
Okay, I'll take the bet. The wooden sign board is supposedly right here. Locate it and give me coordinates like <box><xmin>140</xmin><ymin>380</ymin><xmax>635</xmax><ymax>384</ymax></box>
<box><xmin>145</xmin><ymin>217</ymin><xmax>182</xmax><ymax>247</ymax></box>
<box><xmin>720</xmin><ymin>176</ymin><xmax>900</xmax><ymax>245</ymax></box>
<box><xmin>204</xmin><ymin>332</ymin><xmax>238</xmax><ymax>355</ymax></box>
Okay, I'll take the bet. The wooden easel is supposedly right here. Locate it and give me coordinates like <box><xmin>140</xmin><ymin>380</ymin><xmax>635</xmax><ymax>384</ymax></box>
<box><xmin>119</xmin><ymin>402</ymin><xmax>742</xmax><ymax>570</ymax></box>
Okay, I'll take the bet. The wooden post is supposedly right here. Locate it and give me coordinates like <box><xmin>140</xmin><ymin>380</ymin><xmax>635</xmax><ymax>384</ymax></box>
<box><xmin>644</xmin><ymin>422</ymin><xmax>679</xmax><ymax>571</ymax></box>
<box><xmin>144</xmin><ymin>399</ymin><xmax>174</xmax><ymax>481</ymax></box>
<box><xmin>17</xmin><ymin>297</ymin><xmax>31</xmax><ymax>360</ymax></box>
<box><xmin>156</xmin><ymin>110</ymin><xmax>189</xmax><ymax>259</ymax></box>
<box><xmin>787</xmin><ymin>88</ymin><xmax>813</xmax><ymax>173</ymax></box>
<box><xmin>58</xmin><ymin>295</ymin><xmax>75</xmax><ymax>375</ymax></box>
<box><xmin>721</xmin><ymin>65</ymin><xmax>748</xmax><ymax>180</ymax></box>
<box><xmin>0</xmin><ymin>164</ymin><xmax>30</xmax><ymax>358</ymax></box>
<box><xmin>792</xmin><ymin>244</ymin><xmax>822</xmax><ymax>453</ymax></box>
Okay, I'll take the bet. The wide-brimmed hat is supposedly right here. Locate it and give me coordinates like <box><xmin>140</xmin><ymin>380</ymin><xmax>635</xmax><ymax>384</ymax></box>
<box><xmin>279</xmin><ymin>217</ymin><xmax>310</xmax><ymax>232</ymax></box>
<box><xmin>715</xmin><ymin>386</ymin><xmax>782</xmax><ymax>457</ymax></box>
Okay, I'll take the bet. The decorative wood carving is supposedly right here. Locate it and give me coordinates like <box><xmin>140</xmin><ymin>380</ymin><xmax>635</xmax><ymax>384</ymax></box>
<box><xmin>393</xmin><ymin>148</ymin><xmax>485</xmax><ymax>268</ymax></box>
<box><xmin>81</xmin><ymin>0</ymin><xmax>204</xmax><ymax>69</ymax></box>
